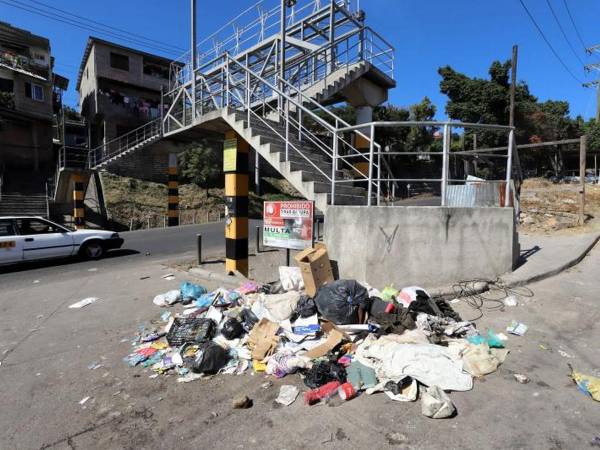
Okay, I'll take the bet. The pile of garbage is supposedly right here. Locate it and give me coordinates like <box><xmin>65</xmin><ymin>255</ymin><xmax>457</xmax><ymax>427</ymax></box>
<box><xmin>125</xmin><ymin>269</ymin><xmax>512</xmax><ymax>418</ymax></box>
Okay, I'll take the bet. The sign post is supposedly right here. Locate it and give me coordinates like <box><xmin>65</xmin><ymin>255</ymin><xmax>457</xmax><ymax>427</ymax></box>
<box><xmin>263</xmin><ymin>200</ymin><xmax>314</xmax><ymax>251</ymax></box>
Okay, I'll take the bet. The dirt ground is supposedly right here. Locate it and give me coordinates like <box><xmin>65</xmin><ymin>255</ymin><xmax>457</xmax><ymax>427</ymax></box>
<box><xmin>519</xmin><ymin>178</ymin><xmax>600</xmax><ymax>235</ymax></box>
<box><xmin>100</xmin><ymin>173</ymin><xmax>300</xmax><ymax>230</ymax></box>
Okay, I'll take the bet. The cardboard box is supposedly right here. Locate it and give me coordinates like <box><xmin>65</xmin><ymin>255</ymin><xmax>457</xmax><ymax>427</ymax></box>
<box><xmin>294</xmin><ymin>244</ymin><xmax>334</xmax><ymax>297</ymax></box>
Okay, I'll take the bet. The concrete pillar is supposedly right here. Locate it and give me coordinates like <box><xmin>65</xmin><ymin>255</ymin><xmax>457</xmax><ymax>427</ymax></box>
<box><xmin>254</xmin><ymin>148</ymin><xmax>261</xmax><ymax>195</ymax></box>
<box><xmin>167</xmin><ymin>153</ymin><xmax>179</xmax><ymax>227</ymax></box>
<box><xmin>73</xmin><ymin>174</ymin><xmax>85</xmax><ymax>229</ymax></box>
<box><xmin>224</xmin><ymin>130</ymin><xmax>249</xmax><ymax>276</ymax></box>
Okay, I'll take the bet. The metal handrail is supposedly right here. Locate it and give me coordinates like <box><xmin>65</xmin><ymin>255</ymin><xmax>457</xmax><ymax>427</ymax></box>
<box><xmin>331</xmin><ymin>121</ymin><xmax>516</xmax><ymax>207</ymax></box>
<box><xmin>88</xmin><ymin>118</ymin><xmax>162</xmax><ymax>168</ymax></box>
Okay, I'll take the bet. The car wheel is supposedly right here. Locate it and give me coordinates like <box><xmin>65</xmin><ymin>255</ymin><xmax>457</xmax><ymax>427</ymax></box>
<box><xmin>81</xmin><ymin>241</ymin><xmax>105</xmax><ymax>260</ymax></box>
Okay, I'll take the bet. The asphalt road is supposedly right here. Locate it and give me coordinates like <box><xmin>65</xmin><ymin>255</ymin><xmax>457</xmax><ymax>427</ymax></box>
<box><xmin>1</xmin><ymin>235</ymin><xmax>599</xmax><ymax>449</ymax></box>
<box><xmin>0</xmin><ymin>219</ymin><xmax>262</xmax><ymax>287</ymax></box>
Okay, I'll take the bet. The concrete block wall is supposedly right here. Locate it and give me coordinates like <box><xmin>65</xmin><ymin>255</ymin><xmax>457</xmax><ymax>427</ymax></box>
<box><xmin>104</xmin><ymin>140</ymin><xmax>184</xmax><ymax>183</ymax></box>
<box><xmin>324</xmin><ymin>206</ymin><xmax>518</xmax><ymax>290</ymax></box>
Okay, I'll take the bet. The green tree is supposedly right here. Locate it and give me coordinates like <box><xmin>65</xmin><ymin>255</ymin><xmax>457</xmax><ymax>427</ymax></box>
<box><xmin>406</xmin><ymin>97</ymin><xmax>437</xmax><ymax>152</ymax></box>
<box><xmin>178</xmin><ymin>141</ymin><xmax>223</xmax><ymax>195</ymax></box>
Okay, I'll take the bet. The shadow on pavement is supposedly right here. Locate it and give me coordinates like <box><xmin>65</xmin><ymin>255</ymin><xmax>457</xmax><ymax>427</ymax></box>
<box><xmin>0</xmin><ymin>249</ymin><xmax>140</xmax><ymax>274</ymax></box>
<box><xmin>515</xmin><ymin>245</ymin><xmax>542</xmax><ymax>269</ymax></box>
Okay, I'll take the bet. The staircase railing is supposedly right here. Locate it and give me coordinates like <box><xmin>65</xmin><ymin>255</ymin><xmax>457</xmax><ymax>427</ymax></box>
<box><xmin>227</xmin><ymin>53</ymin><xmax>381</xmax><ymax>201</ymax></box>
<box><xmin>88</xmin><ymin>118</ymin><xmax>162</xmax><ymax>168</ymax></box>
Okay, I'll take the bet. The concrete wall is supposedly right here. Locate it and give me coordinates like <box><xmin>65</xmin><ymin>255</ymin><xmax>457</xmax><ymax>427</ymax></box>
<box><xmin>104</xmin><ymin>139</ymin><xmax>185</xmax><ymax>183</ymax></box>
<box><xmin>324</xmin><ymin>206</ymin><xmax>518</xmax><ymax>290</ymax></box>
<box><xmin>93</xmin><ymin>42</ymin><xmax>168</xmax><ymax>93</ymax></box>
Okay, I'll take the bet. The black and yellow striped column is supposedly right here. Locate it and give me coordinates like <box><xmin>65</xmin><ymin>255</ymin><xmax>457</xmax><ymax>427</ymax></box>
<box><xmin>168</xmin><ymin>153</ymin><xmax>179</xmax><ymax>227</ymax></box>
<box><xmin>224</xmin><ymin>130</ymin><xmax>249</xmax><ymax>276</ymax></box>
<box><xmin>73</xmin><ymin>173</ymin><xmax>85</xmax><ymax>229</ymax></box>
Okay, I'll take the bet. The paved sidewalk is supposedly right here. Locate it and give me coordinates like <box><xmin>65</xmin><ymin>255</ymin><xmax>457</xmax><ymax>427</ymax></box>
<box><xmin>502</xmin><ymin>231</ymin><xmax>600</xmax><ymax>287</ymax></box>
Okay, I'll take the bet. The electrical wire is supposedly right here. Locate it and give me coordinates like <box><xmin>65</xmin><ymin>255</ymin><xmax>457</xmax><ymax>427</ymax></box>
<box><xmin>562</xmin><ymin>0</ymin><xmax>587</xmax><ymax>51</ymax></box>
<box><xmin>452</xmin><ymin>279</ymin><xmax>534</xmax><ymax>321</ymax></box>
<box><xmin>518</xmin><ymin>0</ymin><xmax>583</xmax><ymax>83</ymax></box>
<box><xmin>21</xmin><ymin>0</ymin><xmax>186</xmax><ymax>53</ymax></box>
<box><xmin>545</xmin><ymin>0</ymin><xmax>585</xmax><ymax>66</ymax></box>
<box><xmin>0</xmin><ymin>0</ymin><xmax>181</xmax><ymax>57</ymax></box>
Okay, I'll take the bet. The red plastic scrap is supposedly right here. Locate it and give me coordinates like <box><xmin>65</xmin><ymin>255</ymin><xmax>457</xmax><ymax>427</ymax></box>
<box><xmin>135</xmin><ymin>347</ymin><xmax>158</xmax><ymax>357</ymax></box>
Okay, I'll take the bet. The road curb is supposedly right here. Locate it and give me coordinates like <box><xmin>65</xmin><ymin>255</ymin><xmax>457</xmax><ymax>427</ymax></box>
<box><xmin>427</xmin><ymin>233</ymin><xmax>600</xmax><ymax>298</ymax></box>
<box><xmin>189</xmin><ymin>267</ymin><xmax>246</xmax><ymax>286</ymax></box>
<box><xmin>501</xmin><ymin>233</ymin><xmax>600</xmax><ymax>288</ymax></box>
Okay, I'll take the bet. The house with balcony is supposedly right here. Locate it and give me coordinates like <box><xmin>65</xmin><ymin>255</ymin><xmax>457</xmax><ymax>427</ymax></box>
<box><xmin>0</xmin><ymin>21</ymin><xmax>67</xmax><ymax>216</ymax></box>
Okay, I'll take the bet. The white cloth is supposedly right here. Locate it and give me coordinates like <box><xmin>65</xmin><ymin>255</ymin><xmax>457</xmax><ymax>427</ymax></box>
<box><xmin>355</xmin><ymin>335</ymin><xmax>473</xmax><ymax>392</ymax></box>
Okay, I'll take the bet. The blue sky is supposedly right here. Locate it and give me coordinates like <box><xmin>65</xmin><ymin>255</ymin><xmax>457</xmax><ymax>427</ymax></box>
<box><xmin>1</xmin><ymin>0</ymin><xmax>599</xmax><ymax>119</ymax></box>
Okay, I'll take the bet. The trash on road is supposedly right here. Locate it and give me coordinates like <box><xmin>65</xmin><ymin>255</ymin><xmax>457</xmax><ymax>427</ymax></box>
<box><xmin>69</xmin><ymin>297</ymin><xmax>98</xmax><ymax>309</ymax></box>
<box><xmin>569</xmin><ymin>364</ymin><xmax>600</xmax><ymax>402</ymax></box>
<box><xmin>506</xmin><ymin>321</ymin><xmax>528</xmax><ymax>336</ymax></box>
<box><xmin>421</xmin><ymin>385</ymin><xmax>455</xmax><ymax>419</ymax></box>
<box><xmin>514</xmin><ymin>373</ymin><xmax>530</xmax><ymax>384</ymax></box>
<box><xmin>122</xmin><ymin>267</ymin><xmax>521</xmax><ymax>419</ymax></box>
<box><xmin>79</xmin><ymin>396</ymin><xmax>91</xmax><ymax>405</ymax></box>
<box><xmin>275</xmin><ymin>384</ymin><xmax>300</xmax><ymax>406</ymax></box>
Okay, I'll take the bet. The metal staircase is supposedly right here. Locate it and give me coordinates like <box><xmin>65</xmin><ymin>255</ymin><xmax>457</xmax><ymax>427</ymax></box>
<box><xmin>87</xmin><ymin>0</ymin><xmax>395</xmax><ymax>211</ymax></box>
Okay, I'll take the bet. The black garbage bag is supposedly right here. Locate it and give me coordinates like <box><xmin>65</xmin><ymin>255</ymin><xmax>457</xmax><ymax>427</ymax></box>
<box><xmin>296</xmin><ymin>295</ymin><xmax>317</xmax><ymax>317</ymax></box>
<box><xmin>191</xmin><ymin>342</ymin><xmax>230</xmax><ymax>374</ymax></box>
<box><xmin>239</xmin><ymin>308</ymin><xmax>259</xmax><ymax>332</ymax></box>
<box><xmin>221</xmin><ymin>317</ymin><xmax>244</xmax><ymax>340</ymax></box>
<box><xmin>303</xmin><ymin>360</ymin><xmax>347</xmax><ymax>388</ymax></box>
<box><xmin>314</xmin><ymin>280</ymin><xmax>370</xmax><ymax>325</ymax></box>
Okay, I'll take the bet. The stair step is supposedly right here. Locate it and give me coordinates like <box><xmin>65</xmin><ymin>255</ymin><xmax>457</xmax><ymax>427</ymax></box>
<box><xmin>327</xmin><ymin>193</ymin><xmax>368</xmax><ymax>206</ymax></box>
<box><xmin>311</xmin><ymin>181</ymin><xmax>365</xmax><ymax>195</ymax></box>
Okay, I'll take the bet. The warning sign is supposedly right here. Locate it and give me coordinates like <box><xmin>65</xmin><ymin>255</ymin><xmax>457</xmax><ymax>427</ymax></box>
<box><xmin>263</xmin><ymin>201</ymin><xmax>313</xmax><ymax>250</ymax></box>
<box><xmin>223</xmin><ymin>138</ymin><xmax>237</xmax><ymax>172</ymax></box>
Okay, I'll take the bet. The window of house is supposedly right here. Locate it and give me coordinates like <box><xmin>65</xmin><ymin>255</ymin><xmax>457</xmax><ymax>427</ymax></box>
<box><xmin>110</xmin><ymin>52</ymin><xmax>129</xmax><ymax>71</ymax></box>
<box><xmin>0</xmin><ymin>78</ymin><xmax>14</xmax><ymax>93</ymax></box>
<box><xmin>25</xmin><ymin>82</ymin><xmax>44</xmax><ymax>101</ymax></box>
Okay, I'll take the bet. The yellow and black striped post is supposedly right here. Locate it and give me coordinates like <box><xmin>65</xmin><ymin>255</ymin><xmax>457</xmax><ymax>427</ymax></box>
<box><xmin>73</xmin><ymin>173</ymin><xmax>85</xmax><ymax>229</ymax></box>
<box><xmin>224</xmin><ymin>130</ymin><xmax>249</xmax><ymax>276</ymax></box>
<box><xmin>168</xmin><ymin>153</ymin><xmax>179</xmax><ymax>227</ymax></box>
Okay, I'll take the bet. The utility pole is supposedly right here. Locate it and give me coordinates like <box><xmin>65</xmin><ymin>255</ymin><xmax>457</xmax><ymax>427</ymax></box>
<box><xmin>509</xmin><ymin>45</ymin><xmax>518</xmax><ymax>128</ymax></box>
<box><xmin>508</xmin><ymin>44</ymin><xmax>523</xmax><ymax>196</ymax></box>
<box><xmin>579</xmin><ymin>135</ymin><xmax>587</xmax><ymax>225</ymax></box>
<box><xmin>191</xmin><ymin>0</ymin><xmax>197</xmax><ymax>121</ymax></box>
<box><xmin>584</xmin><ymin>44</ymin><xmax>600</xmax><ymax>121</ymax></box>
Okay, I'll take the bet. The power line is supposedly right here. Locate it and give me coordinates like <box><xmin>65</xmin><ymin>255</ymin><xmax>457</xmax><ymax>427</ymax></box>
<box><xmin>518</xmin><ymin>0</ymin><xmax>583</xmax><ymax>83</ymax></box>
<box><xmin>545</xmin><ymin>0</ymin><xmax>585</xmax><ymax>66</ymax></box>
<box><xmin>0</xmin><ymin>0</ymin><xmax>181</xmax><ymax>57</ymax></box>
<box><xmin>562</xmin><ymin>0</ymin><xmax>587</xmax><ymax>51</ymax></box>
<box><xmin>21</xmin><ymin>0</ymin><xmax>186</xmax><ymax>53</ymax></box>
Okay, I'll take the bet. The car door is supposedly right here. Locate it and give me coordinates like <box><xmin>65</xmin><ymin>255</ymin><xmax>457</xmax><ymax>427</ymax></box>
<box><xmin>16</xmin><ymin>218</ymin><xmax>75</xmax><ymax>261</ymax></box>
<box><xmin>0</xmin><ymin>219</ymin><xmax>23</xmax><ymax>264</ymax></box>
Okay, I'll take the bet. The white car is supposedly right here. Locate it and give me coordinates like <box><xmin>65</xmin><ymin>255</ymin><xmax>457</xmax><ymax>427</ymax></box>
<box><xmin>0</xmin><ymin>216</ymin><xmax>124</xmax><ymax>265</ymax></box>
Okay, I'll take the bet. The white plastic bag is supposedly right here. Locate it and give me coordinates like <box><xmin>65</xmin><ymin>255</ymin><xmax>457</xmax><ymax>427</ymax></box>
<box><xmin>421</xmin><ymin>385</ymin><xmax>455</xmax><ymax>419</ymax></box>
<box><xmin>279</xmin><ymin>266</ymin><xmax>304</xmax><ymax>292</ymax></box>
<box><xmin>153</xmin><ymin>290</ymin><xmax>181</xmax><ymax>307</ymax></box>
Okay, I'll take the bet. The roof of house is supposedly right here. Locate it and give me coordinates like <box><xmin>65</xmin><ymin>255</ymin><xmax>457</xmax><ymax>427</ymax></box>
<box><xmin>75</xmin><ymin>36</ymin><xmax>180</xmax><ymax>92</ymax></box>
<box><xmin>0</xmin><ymin>21</ymin><xmax>50</xmax><ymax>50</ymax></box>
